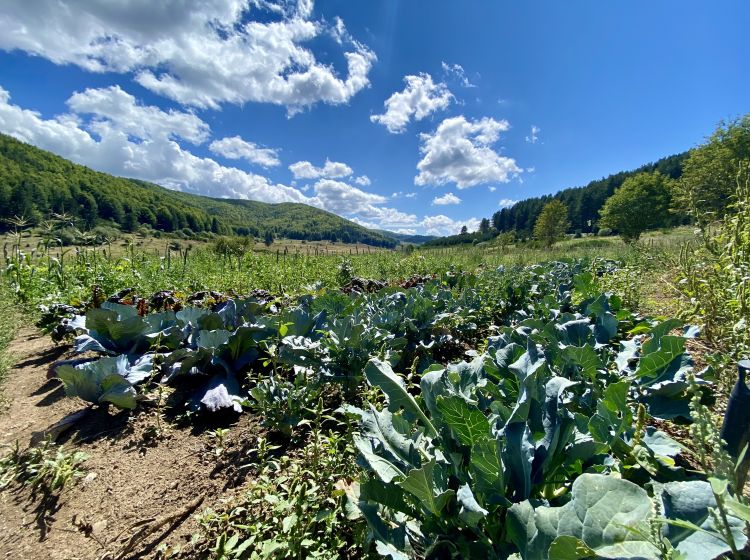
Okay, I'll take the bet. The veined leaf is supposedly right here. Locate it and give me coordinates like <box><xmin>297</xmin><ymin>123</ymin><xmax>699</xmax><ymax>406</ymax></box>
<box><xmin>398</xmin><ymin>459</ymin><xmax>454</xmax><ymax>516</ymax></box>
<box><xmin>508</xmin><ymin>474</ymin><xmax>657</xmax><ymax>559</ymax></box>
<box><xmin>661</xmin><ymin>480</ymin><xmax>747</xmax><ymax>559</ymax></box>
<box><xmin>636</xmin><ymin>336</ymin><xmax>685</xmax><ymax>378</ymax></box>
<box><xmin>436</xmin><ymin>395</ymin><xmax>490</xmax><ymax>447</ymax></box>
<box><xmin>470</xmin><ymin>438</ymin><xmax>507</xmax><ymax>503</ymax></box>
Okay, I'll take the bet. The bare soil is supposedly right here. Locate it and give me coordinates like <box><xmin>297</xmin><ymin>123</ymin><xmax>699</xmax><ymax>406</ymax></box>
<box><xmin>0</xmin><ymin>327</ymin><xmax>259</xmax><ymax>559</ymax></box>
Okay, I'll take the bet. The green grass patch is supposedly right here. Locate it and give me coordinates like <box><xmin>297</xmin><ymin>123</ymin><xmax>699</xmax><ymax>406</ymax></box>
<box><xmin>0</xmin><ymin>282</ymin><xmax>21</xmax><ymax>406</ymax></box>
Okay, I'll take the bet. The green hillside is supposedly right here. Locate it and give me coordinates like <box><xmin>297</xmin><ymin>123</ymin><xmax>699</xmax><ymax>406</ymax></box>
<box><xmin>490</xmin><ymin>152</ymin><xmax>688</xmax><ymax>235</ymax></box>
<box><xmin>0</xmin><ymin>134</ymin><xmax>398</xmax><ymax>247</ymax></box>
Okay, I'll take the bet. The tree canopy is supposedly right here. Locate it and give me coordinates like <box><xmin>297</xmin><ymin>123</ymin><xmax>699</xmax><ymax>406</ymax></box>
<box><xmin>599</xmin><ymin>172</ymin><xmax>674</xmax><ymax>242</ymax></box>
<box><xmin>533</xmin><ymin>200</ymin><xmax>570</xmax><ymax>247</ymax></box>
<box><xmin>490</xmin><ymin>152</ymin><xmax>686</xmax><ymax>238</ymax></box>
<box><xmin>672</xmin><ymin>115</ymin><xmax>750</xmax><ymax>227</ymax></box>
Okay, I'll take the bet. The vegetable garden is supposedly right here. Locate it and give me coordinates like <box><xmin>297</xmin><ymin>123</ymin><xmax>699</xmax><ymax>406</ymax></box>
<box><xmin>2</xmin><ymin>247</ymin><xmax>747</xmax><ymax>559</ymax></box>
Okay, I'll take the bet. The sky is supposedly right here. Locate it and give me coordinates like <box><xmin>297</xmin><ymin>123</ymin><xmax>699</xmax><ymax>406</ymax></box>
<box><xmin>0</xmin><ymin>1</ymin><xmax>748</xmax><ymax>236</ymax></box>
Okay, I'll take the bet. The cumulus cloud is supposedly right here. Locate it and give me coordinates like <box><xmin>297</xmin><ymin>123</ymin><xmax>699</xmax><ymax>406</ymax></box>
<box><xmin>209</xmin><ymin>135</ymin><xmax>280</xmax><ymax>167</ymax></box>
<box><xmin>303</xmin><ymin>178</ymin><xmax>474</xmax><ymax>236</ymax></box>
<box><xmin>0</xmin><ymin>85</ymin><xmax>305</xmax><ymax>202</ymax></box>
<box><xmin>525</xmin><ymin>125</ymin><xmax>540</xmax><ymax>144</ymax></box>
<box><xmin>67</xmin><ymin>85</ymin><xmax>211</xmax><ymax>144</ymax></box>
<box><xmin>422</xmin><ymin>215</ymin><xmax>480</xmax><ymax>236</ymax></box>
<box><xmin>308</xmin><ymin>179</ymin><xmax>386</xmax><ymax>215</ymax></box>
<box><xmin>432</xmin><ymin>192</ymin><xmax>461</xmax><ymax>206</ymax></box>
<box><xmin>0</xmin><ymin>0</ymin><xmax>375</xmax><ymax>112</ymax></box>
<box><xmin>289</xmin><ymin>159</ymin><xmax>353</xmax><ymax>180</ymax></box>
<box><xmin>370</xmin><ymin>73</ymin><xmax>453</xmax><ymax>134</ymax></box>
<box><xmin>415</xmin><ymin>116</ymin><xmax>521</xmax><ymax>188</ymax></box>
<box><xmin>498</xmin><ymin>198</ymin><xmax>518</xmax><ymax>208</ymax></box>
<box><xmin>354</xmin><ymin>175</ymin><xmax>371</xmax><ymax>186</ymax></box>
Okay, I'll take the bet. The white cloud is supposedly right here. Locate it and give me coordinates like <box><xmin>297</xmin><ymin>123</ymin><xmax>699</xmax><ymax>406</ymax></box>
<box><xmin>209</xmin><ymin>135</ymin><xmax>280</xmax><ymax>167</ymax></box>
<box><xmin>303</xmin><ymin>179</ymin><xmax>422</xmax><ymax>232</ymax></box>
<box><xmin>0</xmin><ymin>85</ymin><xmax>305</xmax><ymax>202</ymax></box>
<box><xmin>488</xmin><ymin>186</ymin><xmax>497</xmax><ymax>192</ymax></box>
<box><xmin>354</xmin><ymin>175</ymin><xmax>371</xmax><ymax>186</ymax></box>
<box><xmin>405</xmin><ymin>192</ymin><xmax>417</xmax><ymax>198</ymax></box>
<box><xmin>432</xmin><ymin>192</ymin><xmax>461</xmax><ymax>206</ymax></box>
<box><xmin>421</xmin><ymin>214</ymin><xmax>480</xmax><ymax>236</ymax></box>
<box><xmin>441</xmin><ymin>62</ymin><xmax>476</xmax><ymax>88</ymax></box>
<box><xmin>305</xmin><ymin>179</ymin><xmax>475</xmax><ymax>236</ymax></box>
<box><xmin>308</xmin><ymin>179</ymin><xmax>385</xmax><ymax>215</ymax></box>
<box><xmin>289</xmin><ymin>159</ymin><xmax>353</xmax><ymax>180</ymax></box>
<box><xmin>0</xmin><ymin>0</ymin><xmax>375</xmax><ymax>112</ymax></box>
<box><xmin>67</xmin><ymin>85</ymin><xmax>210</xmax><ymax>144</ymax></box>
<box><xmin>394</xmin><ymin>228</ymin><xmax>416</xmax><ymax>235</ymax></box>
<box><xmin>415</xmin><ymin>116</ymin><xmax>521</xmax><ymax>188</ymax></box>
<box><xmin>370</xmin><ymin>73</ymin><xmax>453</xmax><ymax>134</ymax></box>
<box><xmin>498</xmin><ymin>198</ymin><xmax>518</xmax><ymax>208</ymax></box>
<box><xmin>348</xmin><ymin>217</ymin><xmax>380</xmax><ymax>230</ymax></box>
<box><xmin>525</xmin><ymin>125</ymin><xmax>540</xmax><ymax>144</ymax></box>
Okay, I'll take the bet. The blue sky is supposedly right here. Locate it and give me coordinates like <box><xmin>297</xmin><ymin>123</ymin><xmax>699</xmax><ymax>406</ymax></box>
<box><xmin>0</xmin><ymin>1</ymin><xmax>748</xmax><ymax>235</ymax></box>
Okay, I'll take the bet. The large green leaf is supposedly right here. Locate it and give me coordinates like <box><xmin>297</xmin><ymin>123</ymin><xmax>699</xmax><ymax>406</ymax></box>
<box><xmin>57</xmin><ymin>356</ymin><xmax>138</xmax><ymax>409</ymax></box>
<box><xmin>398</xmin><ymin>459</ymin><xmax>454</xmax><ymax>516</ymax></box>
<box><xmin>353</xmin><ymin>434</ymin><xmax>405</xmax><ymax>484</ymax></box>
<box><xmin>561</xmin><ymin>345</ymin><xmax>602</xmax><ymax>381</ymax></box>
<box><xmin>357</xmin><ymin>406</ymin><xmax>420</xmax><ymax>470</ymax></box>
<box><xmin>365</xmin><ymin>359</ymin><xmax>437</xmax><ymax>437</ymax></box>
<box><xmin>584</xmin><ymin>295</ymin><xmax>618</xmax><ymax>344</ymax></box>
<box><xmin>99</xmin><ymin>374</ymin><xmax>138</xmax><ymax>409</ymax></box>
<box><xmin>359</xmin><ymin>477</ymin><xmax>415</xmax><ymax>516</ymax></box>
<box><xmin>636</xmin><ymin>336</ymin><xmax>685</xmax><ymax>379</ymax></box>
<box><xmin>661</xmin><ymin>480</ymin><xmax>747</xmax><ymax>560</ymax></box>
<box><xmin>547</xmin><ymin>536</ymin><xmax>598</xmax><ymax>560</ymax></box>
<box><xmin>470</xmin><ymin>437</ymin><xmax>507</xmax><ymax>504</ymax></box>
<box><xmin>503</xmin><ymin>422</ymin><xmax>534</xmax><ymax>501</ymax></box>
<box><xmin>436</xmin><ymin>395</ymin><xmax>490</xmax><ymax>447</ymax></box>
<box><xmin>508</xmin><ymin>474</ymin><xmax>657</xmax><ymax>559</ymax></box>
<box><xmin>534</xmin><ymin>377</ymin><xmax>578</xmax><ymax>480</ymax></box>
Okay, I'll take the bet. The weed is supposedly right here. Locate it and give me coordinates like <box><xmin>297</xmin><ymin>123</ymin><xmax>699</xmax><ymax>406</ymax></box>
<box><xmin>0</xmin><ymin>438</ymin><xmax>88</xmax><ymax>493</ymax></box>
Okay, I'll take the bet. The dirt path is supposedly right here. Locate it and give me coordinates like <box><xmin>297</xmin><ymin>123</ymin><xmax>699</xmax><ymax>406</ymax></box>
<box><xmin>0</xmin><ymin>328</ymin><xmax>254</xmax><ymax>559</ymax></box>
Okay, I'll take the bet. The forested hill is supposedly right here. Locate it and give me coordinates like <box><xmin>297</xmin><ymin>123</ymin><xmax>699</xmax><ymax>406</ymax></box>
<box><xmin>491</xmin><ymin>152</ymin><xmax>688</xmax><ymax>236</ymax></box>
<box><xmin>425</xmin><ymin>151</ymin><xmax>689</xmax><ymax>247</ymax></box>
<box><xmin>0</xmin><ymin>134</ymin><xmax>398</xmax><ymax>247</ymax></box>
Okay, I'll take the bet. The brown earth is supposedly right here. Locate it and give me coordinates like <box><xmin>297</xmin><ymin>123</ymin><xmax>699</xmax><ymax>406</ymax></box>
<box><xmin>0</xmin><ymin>327</ymin><xmax>259</xmax><ymax>560</ymax></box>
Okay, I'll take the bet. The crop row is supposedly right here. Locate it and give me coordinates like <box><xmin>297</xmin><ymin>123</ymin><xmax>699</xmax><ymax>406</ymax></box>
<box><xmin>43</xmin><ymin>260</ymin><xmax>747</xmax><ymax>559</ymax></box>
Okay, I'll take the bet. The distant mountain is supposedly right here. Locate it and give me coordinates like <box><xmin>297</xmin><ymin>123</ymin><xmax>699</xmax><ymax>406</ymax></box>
<box><xmin>376</xmin><ymin>230</ymin><xmax>436</xmax><ymax>245</ymax></box>
<box><xmin>0</xmin><ymin>133</ymin><xmax>398</xmax><ymax>247</ymax></box>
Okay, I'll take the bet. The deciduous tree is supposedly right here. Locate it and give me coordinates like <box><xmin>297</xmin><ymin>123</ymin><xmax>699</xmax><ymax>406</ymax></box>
<box><xmin>533</xmin><ymin>200</ymin><xmax>570</xmax><ymax>247</ymax></box>
<box><xmin>599</xmin><ymin>172</ymin><xmax>673</xmax><ymax>242</ymax></box>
